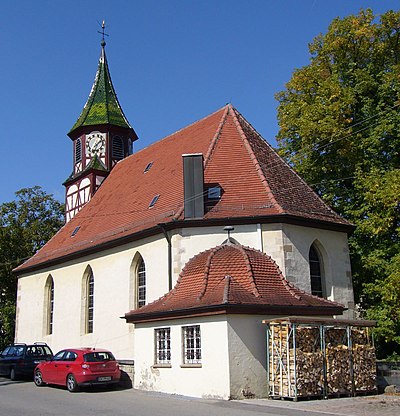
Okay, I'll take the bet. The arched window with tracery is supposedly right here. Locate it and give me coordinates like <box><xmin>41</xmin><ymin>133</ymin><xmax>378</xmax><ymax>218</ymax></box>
<box><xmin>137</xmin><ymin>257</ymin><xmax>146</xmax><ymax>308</ymax></box>
<box><xmin>309</xmin><ymin>244</ymin><xmax>324</xmax><ymax>298</ymax></box>
<box><xmin>45</xmin><ymin>275</ymin><xmax>54</xmax><ymax>335</ymax></box>
<box><xmin>82</xmin><ymin>267</ymin><xmax>94</xmax><ymax>333</ymax></box>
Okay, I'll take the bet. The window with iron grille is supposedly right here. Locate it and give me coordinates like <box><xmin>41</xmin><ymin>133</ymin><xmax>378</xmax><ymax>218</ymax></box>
<box><xmin>155</xmin><ymin>328</ymin><xmax>171</xmax><ymax>365</ymax></box>
<box><xmin>87</xmin><ymin>271</ymin><xmax>94</xmax><ymax>333</ymax></box>
<box><xmin>309</xmin><ymin>244</ymin><xmax>323</xmax><ymax>298</ymax></box>
<box><xmin>137</xmin><ymin>258</ymin><xmax>146</xmax><ymax>308</ymax></box>
<box><xmin>182</xmin><ymin>325</ymin><xmax>201</xmax><ymax>364</ymax></box>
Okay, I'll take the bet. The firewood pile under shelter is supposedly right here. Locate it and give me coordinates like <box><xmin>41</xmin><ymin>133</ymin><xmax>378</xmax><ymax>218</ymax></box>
<box><xmin>263</xmin><ymin>317</ymin><xmax>376</xmax><ymax>400</ymax></box>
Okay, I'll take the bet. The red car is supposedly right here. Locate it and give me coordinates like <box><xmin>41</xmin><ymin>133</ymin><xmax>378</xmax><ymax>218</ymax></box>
<box><xmin>34</xmin><ymin>348</ymin><xmax>120</xmax><ymax>392</ymax></box>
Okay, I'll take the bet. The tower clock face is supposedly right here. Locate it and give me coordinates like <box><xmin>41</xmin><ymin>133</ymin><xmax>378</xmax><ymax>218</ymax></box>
<box><xmin>86</xmin><ymin>132</ymin><xmax>105</xmax><ymax>156</ymax></box>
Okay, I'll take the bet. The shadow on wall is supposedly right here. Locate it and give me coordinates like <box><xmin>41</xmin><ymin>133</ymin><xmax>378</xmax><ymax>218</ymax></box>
<box><xmin>118</xmin><ymin>361</ymin><xmax>134</xmax><ymax>389</ymax></box>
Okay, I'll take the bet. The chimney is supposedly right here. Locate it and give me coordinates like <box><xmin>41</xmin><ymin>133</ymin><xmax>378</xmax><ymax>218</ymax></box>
<box><xmin>183</xmin><ymin>154</ymin><xmax>204</xmax><ymax>219</ymax></box>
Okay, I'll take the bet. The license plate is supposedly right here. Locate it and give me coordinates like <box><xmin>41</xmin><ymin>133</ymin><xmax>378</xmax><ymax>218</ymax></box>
<box><xmin>97</xmin><ymin>376</ymin><xmax>111</xmax><ymax>382</ymax></box>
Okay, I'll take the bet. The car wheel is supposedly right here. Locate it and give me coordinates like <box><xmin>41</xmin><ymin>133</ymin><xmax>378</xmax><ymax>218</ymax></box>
<box><xmin>34</xmin><ymin>370</ymin><xmax>45</xmax><ymax>387</ymax></box>
<box><xmin>66</xmin><ymin>374</ymin><xmax>78</xmax><ymax>392</ymax></box>
<box><xmin>10</xmin><ymin>367</ymin><xmax>17</xmax><ymax>381</ymax></box>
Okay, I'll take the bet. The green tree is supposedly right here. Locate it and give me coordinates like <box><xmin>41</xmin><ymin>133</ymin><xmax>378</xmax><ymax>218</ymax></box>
<box><xmin>276</xmin><ymin>9</ymin><xmax>400</xmax><ymax>356</ymax></box>
<box><xmin>0</xmin><ymin>187</ymin><xmax>64</xmax><ymax>349</ymax></box>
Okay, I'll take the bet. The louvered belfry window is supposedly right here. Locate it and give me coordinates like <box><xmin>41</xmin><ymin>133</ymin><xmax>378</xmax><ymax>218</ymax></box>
<box><xmin>75</xmin><ymin>138</ymin><xmax>82</xmax><ymax>163</ymax></box>
<box><xmin>112</xmin><ymin>136</ymin><xmax>124</xmax><ymax>160</ymax></box>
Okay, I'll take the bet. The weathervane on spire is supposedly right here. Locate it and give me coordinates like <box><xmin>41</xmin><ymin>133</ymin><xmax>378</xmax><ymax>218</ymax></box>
<box><xmin>97</xmin><ymin>20</ymin><xmax>109</xmax><ymax>47</ymax></box>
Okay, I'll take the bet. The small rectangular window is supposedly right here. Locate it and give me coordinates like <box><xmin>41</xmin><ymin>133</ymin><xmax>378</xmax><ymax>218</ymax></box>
<box><xmin>155</xmin><ymin>328</ymin><xmax>171</xmax><ymax>365</ymax></box>
<box><xmin>149</xmin><ymin>194</ymin><xmax>160</xmax><ymax>208</ymax></box>
<box><xmin>182</xmin><ymin>325</ymin><xmax>201</xmax><ymax>365</ymax></box>
<box><xmin>207</xmin><ymin>187</ymin><xmax>221</xmax><ymax>200</ymax></box>
<box><xmin>144</xmin><ymin>161</ymin><xmax>153</xmax><ymax>173</ymax></box>
<box><xmin>71</xmin><ymin>226</ymin><xmax>80</xmax><ymax>237</ymax></box>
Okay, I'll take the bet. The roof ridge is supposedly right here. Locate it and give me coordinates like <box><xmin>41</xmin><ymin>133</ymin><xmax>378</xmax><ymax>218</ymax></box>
<box><xmin>203</xmin><ymin>105</ymin><xmax>230</xmax><ymax>169</ymax></box>
<box><xmin>240</xmin><ymin>244</ymin><xmax>303</xmax><ymax>301</ymax></box>
<box><xmin>237</xmin><ymin>245</ymin><xmax>261</xmax><ymax>298</ymax></box>
<box><xmin>232</xmin><ymin>108</ymin><xmax>344</xmax><ymax>221</ymax></box>
<box><xmin>230</xmin><ymin>107</ymin><xmax>284</xmax><ymax>213</ymax></box>
<box><xmin>102</xmin><ymin>49</ymin><xmax>110</xmax><ymax>125</ymax></box>
<box><xmin>223</xmin><ymin>275</ymin><xmax>231</xmax><ymax>304</ymax></box>
<box><xmin>198</xmin><ymin>246</ymin><xmax>220</xmax><ymax>300</ymax></box>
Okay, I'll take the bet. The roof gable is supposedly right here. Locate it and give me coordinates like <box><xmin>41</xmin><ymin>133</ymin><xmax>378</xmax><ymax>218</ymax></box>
<box><xmin>16</xmin><ymin>105</ymin><xmax>351</xmax><ymax>273</ymax></box>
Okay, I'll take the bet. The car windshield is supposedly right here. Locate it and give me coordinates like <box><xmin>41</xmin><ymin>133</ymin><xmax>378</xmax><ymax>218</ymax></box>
<box><xmin>8</xmin><ymin>346</ymin><xmax>25</xmax><ymax>356</ymax></box>
<box><xmin>83</xmin><ymin>351</ymin><xmax>115</xmax><ymax>362</ymax></box>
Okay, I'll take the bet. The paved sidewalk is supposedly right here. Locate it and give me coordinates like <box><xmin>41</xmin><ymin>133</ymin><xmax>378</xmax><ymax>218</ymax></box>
<box><xmin>241</xmin><ymin>394</ymin><xmax>400</xmax><ymax>416</ymax></box>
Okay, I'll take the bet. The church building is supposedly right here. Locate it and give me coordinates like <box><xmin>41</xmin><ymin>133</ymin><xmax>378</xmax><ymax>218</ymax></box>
<box><xmin>14</xmin><ymin>39</ymin><xmax>355</xmax><ymax>399</ymax></box>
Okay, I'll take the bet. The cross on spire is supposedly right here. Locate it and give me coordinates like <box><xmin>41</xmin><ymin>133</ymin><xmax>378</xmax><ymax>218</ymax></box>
<box><xmin>98</xmin><ymin>20</ymin><xmax>109</xmax><ymax>47</ymax></box>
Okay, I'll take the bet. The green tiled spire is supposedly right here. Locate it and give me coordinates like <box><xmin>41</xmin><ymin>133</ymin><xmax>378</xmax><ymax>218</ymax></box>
<box><xmin>69</xmin><ymin>42</ymin><xmax>132</xmax><ymax>135</ymax></box>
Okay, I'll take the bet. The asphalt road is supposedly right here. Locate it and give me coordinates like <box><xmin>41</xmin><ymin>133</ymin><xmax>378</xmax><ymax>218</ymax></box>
<box><xmin>1</xmin><ymin>377</ymin><xmax>399</xmax><ymax>416</ymax></box>
<box><xmin>0</xmin><ymin>377</ymin><xmax>334</xmax><ymax>416</ymax></box>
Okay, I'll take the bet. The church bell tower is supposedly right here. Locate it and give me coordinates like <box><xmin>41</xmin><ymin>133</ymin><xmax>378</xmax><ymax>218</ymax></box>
<box><xmin>64</xmin><ymin>29</ymin><xmax>138</xmax><ymax>222</ymax></box>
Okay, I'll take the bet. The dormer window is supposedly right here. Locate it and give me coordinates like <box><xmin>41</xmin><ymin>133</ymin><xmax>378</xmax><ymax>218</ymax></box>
<box><xmin>112</xmin><ymin>136</ymin><xmax>124</xmax><ymax>160</ymax></box>
<box><xmin>75</xmin><ymin>139</ymin><xmax>82</xmax><ymax>163</ymax></box>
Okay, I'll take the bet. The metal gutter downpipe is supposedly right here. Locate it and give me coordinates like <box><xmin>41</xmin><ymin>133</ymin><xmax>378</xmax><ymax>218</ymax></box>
<box><xmin>159</xmin><ymin>224</ymin><xmax>172</xmax><ymax>291</ymax></box>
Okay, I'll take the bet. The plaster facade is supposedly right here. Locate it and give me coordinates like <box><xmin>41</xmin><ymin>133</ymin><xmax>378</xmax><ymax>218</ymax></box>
<box><xmin>15</xmin><ymin>222</ymin><xmax>354</xmax><ymax>359</ymax></box>
<box><xmin>133</xmin><ymin>314</ymin><xmax>279</xmax><ymax>399</ymax></box>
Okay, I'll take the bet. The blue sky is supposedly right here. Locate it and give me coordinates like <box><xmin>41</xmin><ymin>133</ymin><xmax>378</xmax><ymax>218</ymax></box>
<box><xmin>1</xmin><ymin>0</ymin><xmax>398</xmax><ymax>204</ymax></box>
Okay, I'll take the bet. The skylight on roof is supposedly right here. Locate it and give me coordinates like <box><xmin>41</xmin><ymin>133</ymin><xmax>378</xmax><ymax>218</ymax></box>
<box><xmin>71</xmin><ymin>226</ymin><xmax>81</xmax><ymax>237</ymax></box>
<box><xmin>143</xmin><ymin>161</ymin><xmax>153</xmax><ymax>173</ymax></box>
<box><xmin>149</xmin><ymin>194</ymin><xmax>160</xmax><ymax>208</ymax></box>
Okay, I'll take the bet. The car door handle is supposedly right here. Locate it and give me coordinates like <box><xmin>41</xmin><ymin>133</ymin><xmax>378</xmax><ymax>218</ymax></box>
<box><xmin>66</xmin><ymin>365</ymin><xmax>70</xmax><ymax>368</ymax></box>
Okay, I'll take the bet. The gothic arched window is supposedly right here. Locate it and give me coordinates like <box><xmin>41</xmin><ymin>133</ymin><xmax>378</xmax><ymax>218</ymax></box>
<box><xmin>45</xmin><ymin>275</ymin><xmax>54</xmax><ymax>335</ymax></box>
<box><xmin>137</xmin><ymin>257</ymin><xmax>146</xmax><ymax>308</ymax></box>
<box><xmin>309</xmin><ymin>244</ymin><xmax>323</xmax><ymax>298</ymax></box>
<box><xmin>83</xmin><ymin>268</ymin><xmax>94</xmax><ymax>333</ymax></box>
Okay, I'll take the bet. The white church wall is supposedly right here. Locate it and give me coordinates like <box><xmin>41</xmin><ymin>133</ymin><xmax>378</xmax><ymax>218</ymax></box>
<box><xmin>15</xmin><ymin>234</ymin><xmax>169</xmax><ymax>359</ymax></box>
<box><xmin>172</xmin><ymin>224</ymin><xmax>262</xmax><ymax>284</ymax></box>
<box><xmin>15</xmin><ymin>219</ymin><xmax>354</xmax><ymax>364</ymax></box>
<box><xmin>134</xmin><ymin>316</ymin><xmax>231</xmax><ymax>399</ymax></box>
<box><xmin>227</xmin><ymin>315</ymin><xmax>268</xmax><ymax>399</ymax></box>
<box><xmin>263</xmin><ymin>223</ymin><xmax>354</xmax><ymax>316</ymax></box>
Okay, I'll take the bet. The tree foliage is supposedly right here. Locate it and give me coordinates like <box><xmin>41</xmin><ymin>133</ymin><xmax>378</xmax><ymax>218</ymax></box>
<box><xmin>0</xmin><ymin>187</ymin><xmax>64</xmax><ymax>349</ymax></box>
<box><xmin>276</xmin><ymin>9</ymin><xmax>400</xmax><ymax>356</ymax></box>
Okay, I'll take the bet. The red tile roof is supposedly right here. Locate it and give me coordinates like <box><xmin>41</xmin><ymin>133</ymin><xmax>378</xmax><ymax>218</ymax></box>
<box><xmin>125</xmin><ymin>242</ymin><xmax>344</xmax><ymax>323</ymax></box>
<box><xmin>15</xmin><ymin>105</ymin><xmax>351</xmax><ymax>273</ymax></box>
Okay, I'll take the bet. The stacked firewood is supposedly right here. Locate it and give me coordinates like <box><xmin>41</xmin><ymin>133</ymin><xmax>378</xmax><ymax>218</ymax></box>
<box><xmin>295</xmin><ymin>350</ymin><xmax>324</xmax><ymax>396</ymax></box>
<box><xmin>268</xmin><ymin>323</ymin><xmax>376</xmax><ymax>398</ymax></box>
<box><xmin>353</xmin><ymin>344</ymin><xmax>376</xmax><ymax>391</ymax></box>
<box><xmin>326</xmin><ymin>344</ymin><xmax>352</xmax><ymax>393</ymax></box>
